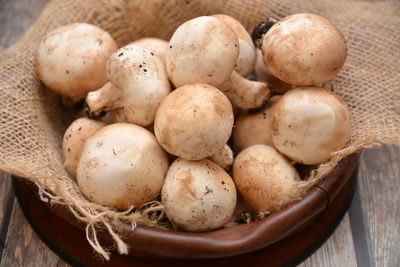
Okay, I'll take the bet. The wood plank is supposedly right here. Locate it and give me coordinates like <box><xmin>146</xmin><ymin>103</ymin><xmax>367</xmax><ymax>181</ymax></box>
<box><xmin>0</xmin><ymin>0</ymin><xmax>50</xmax><ymax>244</ymax></box>
<box><xmin>357</xmin><ymin>144</ymin><xmax>400</xmax><ymax>266</ymax></box>
<box><xmin>0</xmin><ymin>0</ymin><xmax>50</xmax><ymax>249</ymax></box>
<box><xmin>0</xmin><ymin>0</ymin><xmax>56</xmax><ymax>264</ymax></box>
<box><xmin>0</xmin><ymin>174</ymin><xmax>12</xmax><ymax>225</ymax></box>
<box><xmin>0</xmin><ymin>199</ymin><xmax>69</xmax><ymax>267</ymax></box>
<box><xmin>299</xmin><ymin>213</ymin><xmax>358</xmax><ymax>267</ymax></box>
<box><xmin>0</xmin><ymin>173</ymin><xmax>13</xmax><ymax>259</ymax></box>
<box><xmin>0</xmin><ymin>0</ymin><xmax>48</xmax><ymax>51</ymax></box>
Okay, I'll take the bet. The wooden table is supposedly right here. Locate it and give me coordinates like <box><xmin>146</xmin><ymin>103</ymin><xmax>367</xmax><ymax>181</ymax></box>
<box><xmin>0</xmin><ymin>0</ymin><xmax>399</xmax><ymax>266</ymax></box>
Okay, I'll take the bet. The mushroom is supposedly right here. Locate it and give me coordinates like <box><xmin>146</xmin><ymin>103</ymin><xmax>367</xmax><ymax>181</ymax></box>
<box><xmin>233</xmin><ymin>145</ymin><xmax>301</xmax><ymax>213</ymax></box>
<box><xmin>218</xmin><ymin>70</ymin><xmax>271</xmax><ymax>110</ymax></box>
<box><xmin>233</xmin><ymin>95</ymin><xmax>281</xmax><ymax>150</ymax></box>
<box><xmin>77</xmin><ymin>123</ymin><xmax>169</xmax><ymax>209</ymax></box>
<box><xmin>166</xmin><ymin>16</ymin><xmax>268</xmax><ymax>110</ymax></box>
<box><xmin>212</xmin><ymin>14</ymin><xmax>256</xmax><ymax>77</ymax></box>
<box><xmin>166</xmin><ymin>16</ymin><xmax>239</xmax><ymax>88</ymax></box>
<box><xmin>130</xmin><ymin>37</ymin><xmax>169</xmax><ymax>65</ymax></box>
<box><xmin>255</xmin><ymin>49</ymin><xmax>292</xmax><ymax>94</ymax></box>
<box><xmin>85</xmin><ymin>82</ymin><xmax>123</xmax><ymax>118</ymax></box>
<box><xmin>154</xmin><ymin>83</ymin><xmax>234</xmax><ymax>160</ymax></box>
<box><xmin>162</xmin><ymin>158</ymin><xmax>237</xmax><ymax>232</ymax></box>
<box><xmin>226</xmin><ymin>193</ymin><xmax>253</xmax><ymax>226</ymax></box>
<box><xmin>107</xmin><ymin>44</ymin><xmax>171</xmax><ymax>127</ymax></box>
<box><xmin>100</xmin><ymin>108</ymin><xmax>126</xmax><ymax>124</ymax></box>
<box><xmin>208</xmin><ymin>144</ymin><xmax>234</xmax><ymax>170</ymax></box>
<box><xmin>271</xmin><ymin>87</ymin><xmax>351</xmax><ymax>165</ymax></box>
<box><xmin>260</xmin><ymin>13</ymin><xmax>347</xmax><ymax>85</ymax></box>
<box><xmin>62</xmin><ymin>118</ymin><xmax>106</xmax><ymax>179</ymax></box>
<box><xmin>36</xmin><ymin>23</ymin><xmax>118</xmax><ymax>99</ymax></box>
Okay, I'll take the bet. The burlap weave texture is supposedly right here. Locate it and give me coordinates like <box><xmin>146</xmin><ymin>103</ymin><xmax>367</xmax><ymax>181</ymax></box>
<box><xmin>0</xmin><ymin>0</ymin><xmax>399</xmax><ymax>259</ymax></box>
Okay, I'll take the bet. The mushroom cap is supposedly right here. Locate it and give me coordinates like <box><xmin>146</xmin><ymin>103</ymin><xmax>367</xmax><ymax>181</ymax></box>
<box><xmin>130</xmin><ymin>37</ymin><xmax>169</xmax><ymax>65</ymax></box>
<box><xmin>261</xmin><ymin>13</ymin><xmax>347</xmax><ymax>85</ymax></box>
<box><xmin>233</xmin><ymin>145</ymin><xmax>301</xmax><ymax>213</ymax></box>
<box><xmin>77</xmin><ymin>123</ymin><xmax>169</xmax><ymax>209</ymax></box>
<box><xmin>208</xmin><ymin>144</ymin><xmax>234</xmax><ymax>170</ymax></box>
<box><xmin>154</xmin><ymin>83</ymin><xmax>234</xmax><ymax>160</ymax></box>
<box><xmin>271</xmin><ymin>87</ymin><xmax>351</xmax><ymax>165</ymax></box>
<box><xmin>107</xmin><ymin>44</ymin><xmax>171</xmax><ymax>126</ymax></box>
<box><xmin>162</xmin><ymin>158</ymin><xmax>237</xmax><ymax>232</ymax></box>
<box><xmin>100</xmin><ymin>109</ymin><xmax>127</xmax><ymax>124</ymax></box>
<box><xmin>213</xmin><ymin>14</ymin><xmax>256</xmax><ymax>77</ymax></box>
<box><xmin>36</xmin><ymin>23</ymin><xmax>118</xmax><ymax>98</ymax></box>
<box><xmin>62</xmin><ymin>118</ymin><xmax>106</xmax><ymax>179</ymax></box>
<box><xmin>233</xmin><ymin>95</ymin><xmax>281</xmax><ymax>150</ymax></box>
<box><xmin>166</xmin><ymin>16</ymin><xmax>239</xmax><ymax>88</ymax></box>
<box><xmin>255</xmin><ymin>49</ymin><xmax>292</xmax><ymax>93</ymax></box>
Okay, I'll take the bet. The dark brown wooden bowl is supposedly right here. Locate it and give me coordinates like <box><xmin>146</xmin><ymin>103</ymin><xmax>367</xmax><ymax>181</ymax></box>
<box><xmin>14</xmin><ymin>152</ymin><xmax>360</xmax><ymax>260</ymax></box>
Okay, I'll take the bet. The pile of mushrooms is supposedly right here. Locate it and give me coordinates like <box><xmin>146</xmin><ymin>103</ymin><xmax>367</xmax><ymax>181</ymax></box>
<box><xmin>36</xmin><ymin>13</ymin><xmax>351</xmax><ymax>232</ymax></box>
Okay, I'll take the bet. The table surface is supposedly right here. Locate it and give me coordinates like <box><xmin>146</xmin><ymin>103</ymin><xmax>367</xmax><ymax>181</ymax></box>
<box><xmin>0</xmin><ymin>0</ymin><xmax>399</xmax><ymax>266</ymax></box>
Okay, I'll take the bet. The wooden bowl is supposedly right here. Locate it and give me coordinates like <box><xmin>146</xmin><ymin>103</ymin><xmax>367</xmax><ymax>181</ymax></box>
<box><xmin>15</xmin><ymin>152</ymin><xmax>360</xmax><ymax>260</ymax></box>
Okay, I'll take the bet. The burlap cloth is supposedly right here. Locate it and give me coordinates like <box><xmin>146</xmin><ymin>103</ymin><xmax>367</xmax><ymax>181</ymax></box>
<box><xmin>0</xmin><ymin>0</ymin><xmax>399</xmax><ymax>259</ymax></box>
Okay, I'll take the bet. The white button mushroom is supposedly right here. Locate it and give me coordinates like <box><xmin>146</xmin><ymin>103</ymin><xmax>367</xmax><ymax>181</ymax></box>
<box><xmin>255</xmin><ymin>49</ymin><xmax>292</xmax><ymax>93</ymax></box>
<box><xmin>208</xmin><ymin>144</ymin><xmax>234</xmax><ymax>171</ymax></box>
<box><xmin>233</xmin><ymin>95</ymin><xmax>281</xmax><ymax>150</ymax></box>
<box><xmin>212</xmin><ymin>14</ymin><xmax>256</xmax><ymax>77</ymax></box>
<box><xmin>100</xmin><ymin>109</ymin><xmax>127</xmax><ymax>124</ymax></box>
<box><xmin>233</xmin><ymin>145</ymin><xmax>301</xmax><ymax>213</ymax></box>
<box><xmin>77</xmin><ymin>123</ymin><xmax>169</xmax><ymax>209</ymax></box>
<box><xmin>261</xmin><ymin>13</ymin><xmax>347</xmax><ymax>85</ymax></box>
<box><xmin>218</xmin><ymin>70</ymin><xmax>271</xmax><ymax>110</ymax></box>
<box><xmin>107</xmin><ymin>44</ymin><xmax>171</xmax><ymax>127</ymax></box>
<box><xmin>161</xmin><ymin>158</ymin><xmax>237</xmax><ymax>232</ymax></box>
<box><xmin>62</xmin><ymin>118</ymin><xmax>106</xmax><ymax>179</ymax></box>
<box><xmin>271</xmin><ymin>87</ymin><xmax>351</xmax><ymax>165</ymax></box>
<box><xmin>130</xmin><ymin>37</ymin><xmax>169</xmax><ymax>65</ymax></box>
<box><xmin>85</xmin><ymin>82</ymin><xmax>123</xmax><ymax>118</ymax></box>
<box><xmin>36</xmin><ymin>23</ymin><xmax>118</xmax><ymax>99</ymax></box>
<box><xmin>166</xmin><ymin>16</ymin><xmax>268</xmax><ymax>110</ymax></box>
<box><xmin>154</xmin><ymin>83</ymin><xmax>234</xmax><ymax>160</ymax></box>
<box><xmin>166</xmin><ymin>16</ymin><xmax>239</xmax><ymax>88</ymax></box>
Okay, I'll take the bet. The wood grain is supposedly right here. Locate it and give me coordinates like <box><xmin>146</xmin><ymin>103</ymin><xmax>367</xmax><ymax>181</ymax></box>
<box><xmin>0</xmin><ymin>0</ymin><xmax>51</xmax><ymax>263</ymax></box>
<box><xmin>0</xmin><ymin>173</ymin><xmax>13</xmax><ymax>257</ymax></box>
<box><xmin>0</xmin><ymin>0</ymin><xmax>47</xmax><ymax>258</ymax></box>
<box><xmin>0</xmin><ymin>0</ymin><xmax>48</xmax><ymax>51</ymax></box>
<box><xmin>0</xmin><ymin>173</ymin><xmax>12</xmax><ymax>230</ymax></box>
<box><xmin>0</xmin><ymin>200</ymin><xmax>68</xmax><ymax>267</ymax></box>
<box><xmin>358</xmin><ymin>144</ymin><xmax>400</xmax><ymax>267</ymax></box>
<box><xmin>299</xmin><ymin>213</ymin><xmax>358</xmax><ymax>267</ymax></box>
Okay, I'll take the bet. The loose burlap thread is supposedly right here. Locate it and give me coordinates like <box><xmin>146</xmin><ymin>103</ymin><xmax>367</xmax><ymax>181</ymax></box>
<box><xmin>0</xmin><ymin>0</ymin><xmax>399</xmax><ymax>260</ymax></box>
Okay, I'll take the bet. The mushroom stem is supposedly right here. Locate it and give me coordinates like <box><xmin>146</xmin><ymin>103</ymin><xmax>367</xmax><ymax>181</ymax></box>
<box><xmin>219</xmin><ymin>70</ymin><xmax>271</xmax><ymax>110</ymax></box>
<box><xmin>85</xmin><ymin>82</ymin><xmax>123</xmax><ymax>118</ymax></box>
